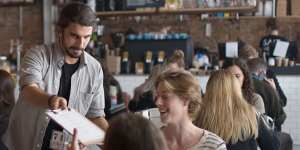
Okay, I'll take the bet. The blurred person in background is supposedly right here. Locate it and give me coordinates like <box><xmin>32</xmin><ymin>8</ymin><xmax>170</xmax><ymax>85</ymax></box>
<box><xmin>247</xmin><ymin>58</ymin><xmax>293</xmax><ymax>150</ymax></box>
<box><xmin>239</xmin><ymin>44</ymin><xmax>287</xmax><ymax>109</ymax></box>
<box><xmin>195</xmin><ymin>70</ymin><xmax>258</xmax><ymax>150</ymax></box>
<box><xmin>223</xmin><ymin>58</ymin><xmax>265</xmax><ymax>113</ymax></box>
<box><xmin>128</xmin><ymin>49</ymin><xmax>186</xmax><ymax>112</ymax></box>
<box><xmin>259</xmin><ymin>18</ymin><xmax>288</xmax><ymax>60</ymax></box>
<box><xmin>0</xmin><ymin>70</ymin><xmax>15</xmax><ymax>150</ymax></box>
<box><xmin>100</xmin><ymin>59</ymin><xmax>130</xmax><ymax>120</ymax></box>
<box><xmin>247</xmin><ymin>58</ymin><xmax>285</xmax><ymax>131</ymax></box>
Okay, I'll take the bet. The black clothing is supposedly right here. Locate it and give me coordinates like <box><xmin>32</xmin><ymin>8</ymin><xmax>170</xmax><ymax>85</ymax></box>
<box><xmin>252</xmin><ymin>79</ymin><xmax>286</xmax><ymax>131</ymax></box>
<box><xmin>0</xmin><ymin>103</ymin><xmax>13</xmax><ymax>150</ymax></box>
<box><xmin>42</xmin><ymin>60</ymin><xmax>80</xmax><ymax>150</ymax></box>
<box><xmin>227</xmin><ymin>138</ymin><xmax>257</xmax><ymax>150</ymax></box>
<box><xmin>259</xmin><ymin>35</ymin><xmax>288</xmax><ymax>58</ymax></box>
<box><xmin>103</xmin><ymin>76</ymin><xmax>124</xmax><ymax>120</ymax></box>
<box><xmin>266</xmin><ymin>69</ymin><xmax>287</xmax><ymax>107</ymax></box>
<box><xmin>278</xmin><ymin>132</ymin><xmax>293</xmax><ymax>150</ymax></box>
<box><xmin>256</xmin><ymin>113</ymin><xmax>280</xmax><ymax>150</ymax></box>
<box><xmin>128</xmin><ymin>91</ymin><xmax>156</xmax><ymax>112</ymax></box>
<box><xmin>57</xmin><ymin>62</ymin><xmax>80</xmax><ymax>101</ymax></box>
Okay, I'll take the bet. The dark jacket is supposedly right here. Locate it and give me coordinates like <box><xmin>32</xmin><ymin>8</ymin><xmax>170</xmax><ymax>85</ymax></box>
<box><xmin>259</xmin><ymin>35</ymin><xmax>288</xmax><ymax>58</ymax></box>
<box><xmin>252</xmin><ymin>79</ymin><xmax>286</xmax><ymax>130</ymax></box>
<box><xmin>227</xmin><ymin>138</ymin><xmax>257</xmax><ymax>150</ymax></box>
<box><xmin>0</xmin><ymin>103</ymin><xmax>13</xmax><ymax>150</ymax></box>
<box><xmin>128</xmin><ymin>91</ymin><xmax>156</xmax><ymax>112</ymax></box>
<box><xmin>266</xmin><ymin>69</ymin><xmax>287</xmax><ymax>106</ymax></box>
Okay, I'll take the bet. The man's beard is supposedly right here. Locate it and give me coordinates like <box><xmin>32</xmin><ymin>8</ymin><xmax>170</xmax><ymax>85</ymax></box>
<box><xmin>66</xmin><ymin>47</ymin><xmax>84</xmax><ymax>58</ymax></box>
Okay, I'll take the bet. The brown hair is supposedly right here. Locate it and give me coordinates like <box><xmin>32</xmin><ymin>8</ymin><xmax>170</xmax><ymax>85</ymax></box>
<box><xmin>166</xmin><ymin>49</ymin><xmax>185</xmax><ymax>69</ymax></box>
<box><xmin>57</xmin><ymin>2</ymin><xmax>97</xmax><ymax>29</ymax></box>
<box><xmin>0</xmin><ymin>70</ymin><xmax>15</xmax><ymax>107</ymax></box>
<box><xmin>239</xmin><ymin>44</ymin><xmax>259</xmax><ymax>60</ymax></box>
<box><xmin>103</xmin><ymin>113</ymin><xmax>168</xmax><ymax>150</ymax></box>
<box><xmin>155</xmin><ymin>69</ymin><xmax>202</xmax><ymax>120</ymax></box>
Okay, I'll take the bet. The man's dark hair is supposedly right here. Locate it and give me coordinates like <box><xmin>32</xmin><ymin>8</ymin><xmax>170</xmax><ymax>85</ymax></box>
<box><xmin>57</xmin><ymin>2</ymin><xmax>97</xmax><ymax>29</ymax></box>
<box><xmin>266</xmin><ymin>18</ymin><xmax>278</xmax><ymax>31</ymax></box>
<box><xmin>247</xmin><ymin>58</ymin><xmax>267</xmax><ymax>73</ymax></box>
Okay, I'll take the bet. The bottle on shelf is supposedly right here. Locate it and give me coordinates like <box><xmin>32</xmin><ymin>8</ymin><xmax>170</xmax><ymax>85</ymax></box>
<box><xmin>135</xmin><ymin>62</ymin><xmax>144</xmax><ymax>75</ymax></box>
<box><xmin>0</xmin><ymin>56</ymin><xmax>11</xmax><ymax>73</ymax></box>
<box><xmin>110</xmin><ymin>85</ymin><xmax>118</xmax><ymax>107</ymax></box>
<box><xmin>157</xmin><ymin>51</ymin><xmax>165</xmax><ymax>65</ymax></box>
<box><xmin>144</xmin><ymin>50</ymin><xmax>154</xmax><ymax>74</ymax></box>
<box><xmin>121</xmin><ymin>51</ymin><xmax>130</xmax><ymax>74</ymax></box>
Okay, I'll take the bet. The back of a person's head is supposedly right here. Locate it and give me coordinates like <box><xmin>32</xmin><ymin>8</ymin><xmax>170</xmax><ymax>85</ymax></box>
<box><xmin>247</xmin><ymin>58</ymin><xmax>267</xmax><ymax>73</ymax></box>
<box><xmin>266</xmin><ymin>18</ymin><xmax>278</xmax><ymax>32</ymax></box>
<box><xmin>0</xmin><ymin>70</ymin><xmax>15</xmax><ymax>107</ymax></box>
<box><xmin>195</xmin><ymin>70</ymin><xmax>257</xmax><ymax>144</ymax></box>
<box><xmin>166</xmin><ymin>49</ymin><xmax>185</xmax><ymax>69</ymax></box>
<box><xmin>155</xmin><ymin>69</ymin><xmax>202</xmax><ymax>120</ymax></box>
<box><xmin>57</xmin><ymin>2</ymin><xmax>96</xmax><ymax>29</ymax></box>
<box><xmin>238</xmin><ymin>44</ymin><xmax>259</xmax><ymax>60</ymax></box>
<box><xmin>103</xmin><ymin>113</ymin><xmax>168</xmax><ymax>150</ymax></box>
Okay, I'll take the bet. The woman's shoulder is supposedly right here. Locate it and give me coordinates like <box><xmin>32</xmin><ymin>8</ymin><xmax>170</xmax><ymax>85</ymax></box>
<box><xmin>190</xmin><ymin>130</ymin><xmax>227</xmax><ymax>150</ymax></box>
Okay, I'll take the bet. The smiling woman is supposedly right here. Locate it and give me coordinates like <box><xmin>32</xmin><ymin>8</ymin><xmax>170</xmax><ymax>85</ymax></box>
<box><xmin>154</xmin><ymin>69</ymin><xmax>227</xmax><ymax>150</ymax></box>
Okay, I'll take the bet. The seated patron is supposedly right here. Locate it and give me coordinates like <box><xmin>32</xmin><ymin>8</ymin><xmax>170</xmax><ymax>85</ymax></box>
<box><xmin>155</xmin><ymin>69</ymin><xmax>226</xmax><ymax>150</ymax></box>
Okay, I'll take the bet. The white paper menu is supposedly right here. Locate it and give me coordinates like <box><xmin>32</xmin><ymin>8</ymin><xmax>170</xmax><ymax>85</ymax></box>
<box><xmin>226</xmin><ymin>42</ymin><xmax>239</xmax><ymax>58</ymax></box>
<box><xmin>46</xmin><ymin>108</ymin><xmax>105</xmax><ymax>145</ymax></box>
<box><xmin>273</xmin><ymin>40</ymin><xmax>289</xmax><ymax>57</ymax></box>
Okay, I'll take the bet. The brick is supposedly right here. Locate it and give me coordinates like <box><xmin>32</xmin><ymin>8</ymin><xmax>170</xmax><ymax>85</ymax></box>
<box><xmin>0</xmin><ymin>2</ymin><xmax>42</xmax><ymax>55</ymax></box>
<box><xmin>291</xmin><ymin>0</ymin><xmax>300</xmax><ymax>16</ymax></box>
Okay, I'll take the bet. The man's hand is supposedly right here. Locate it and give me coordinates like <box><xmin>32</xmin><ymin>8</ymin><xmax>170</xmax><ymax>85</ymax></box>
<box><xmin>265</xmin><ymin>78</ymin><xmax>276</xmax><ymax>90</ymax></box>
<box><xmin>48</xmin><ymin>95</ymin><xmax>68</xmax><ymax>110</ymax></box>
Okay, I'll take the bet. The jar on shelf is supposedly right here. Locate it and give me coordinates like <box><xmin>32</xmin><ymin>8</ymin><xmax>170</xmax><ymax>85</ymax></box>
<box><xmin>182</xmin><ymin>0</ymin><xmax>198</xmax><ymax>9</ymax></box>
<box><xmin>0</xmin><ymin>56</ymin><xmax>10</xmax><ymax>73</ymax></box>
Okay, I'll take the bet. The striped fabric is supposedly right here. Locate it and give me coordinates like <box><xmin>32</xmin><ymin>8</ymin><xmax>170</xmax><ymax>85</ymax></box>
<box><xmin>188</xmin><ymin>130</ymin><xmax>227</xmax><ymax>150</ymax></box>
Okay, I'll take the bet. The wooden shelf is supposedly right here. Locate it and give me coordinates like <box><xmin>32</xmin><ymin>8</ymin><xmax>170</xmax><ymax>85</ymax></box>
<box><xmin>96</xmin><ymin>6</ymin><xmax>257</xmax><ymax>17</ymax></box>
<box><xmin>0</xmin><ymin>2</ymin><xmax>34</xmax><ymax>7</ymax></box>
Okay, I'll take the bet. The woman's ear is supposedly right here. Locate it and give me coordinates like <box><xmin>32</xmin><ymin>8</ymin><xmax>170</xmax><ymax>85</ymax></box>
<box><xmin>181</xmin><ymin>96</ymin><xmax>189</xmax><ymax>106</ymax></box>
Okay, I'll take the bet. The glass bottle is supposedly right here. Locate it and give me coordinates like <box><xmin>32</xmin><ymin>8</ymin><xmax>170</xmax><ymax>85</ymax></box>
<box><xmin>0</xmin><ymin>56</ymin><xmax>10</xmax><ymax>73</ymax></box>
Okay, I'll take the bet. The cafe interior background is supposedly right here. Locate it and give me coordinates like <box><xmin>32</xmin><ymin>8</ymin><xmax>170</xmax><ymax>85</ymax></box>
<box><xmin>1</xmin><ymin>0</ymin><xmax>300</xmax><ymax>148</ymax></box>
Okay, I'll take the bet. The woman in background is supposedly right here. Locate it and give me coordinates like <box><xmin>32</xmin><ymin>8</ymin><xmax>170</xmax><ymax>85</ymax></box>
<box><xmin>223</xmin><ymin>58</ymin><xmax>265</xmax><ymax>113</ymax></box>
<box><xmin>165</xmin><ymin>49</ymin><xmax>185</xmax><ymax>70</ymax></box>
<box><xmin>100</xmin><ymin>60</ymin><xmax>128</xmax><ymax>120</ymax></box>
<box><xmin>128</xmin><ymin>49</ymin><xmax>185</xmax><ymax>112</ymax></box>
<box><xmin>0</xmin><ymin>70</ymin><xmax>16</xmax><ymax>150</ymax></box>
<box><xmin>155</xmin><ymin>69</ymin><xmax>226</xmax><ymax>150</ymax></box>
<box><xmin>196</xmin><ymin>70</ymin><xmax>258</xmax><ymax>150</ymax></box>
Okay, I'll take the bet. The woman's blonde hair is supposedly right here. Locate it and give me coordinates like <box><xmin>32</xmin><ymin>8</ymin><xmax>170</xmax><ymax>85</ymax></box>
<box><xmin>195</xmin><ymin>70</ymin><xmax>257</xmax><ymax>144</ymax></box>
<box><xmin>155</xmin><ymin>69</ymin><xmax>202</xmax><ymax>120</ymax></box>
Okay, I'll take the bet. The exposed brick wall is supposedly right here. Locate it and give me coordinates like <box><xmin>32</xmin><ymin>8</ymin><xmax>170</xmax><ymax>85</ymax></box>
<box><xmin>101</xmin><ymin>16</ymin><xmax>300</xmax><ymax>58</ymax></box>
<box><xmin>1</xmin><ymin>1</ymin><xmax>300</xmax><ymax>59</ymax></box>
<box><xmin>0</xmin><ymin>1</ymin><xmax>43</xmax><ymax>55</ymax></box>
